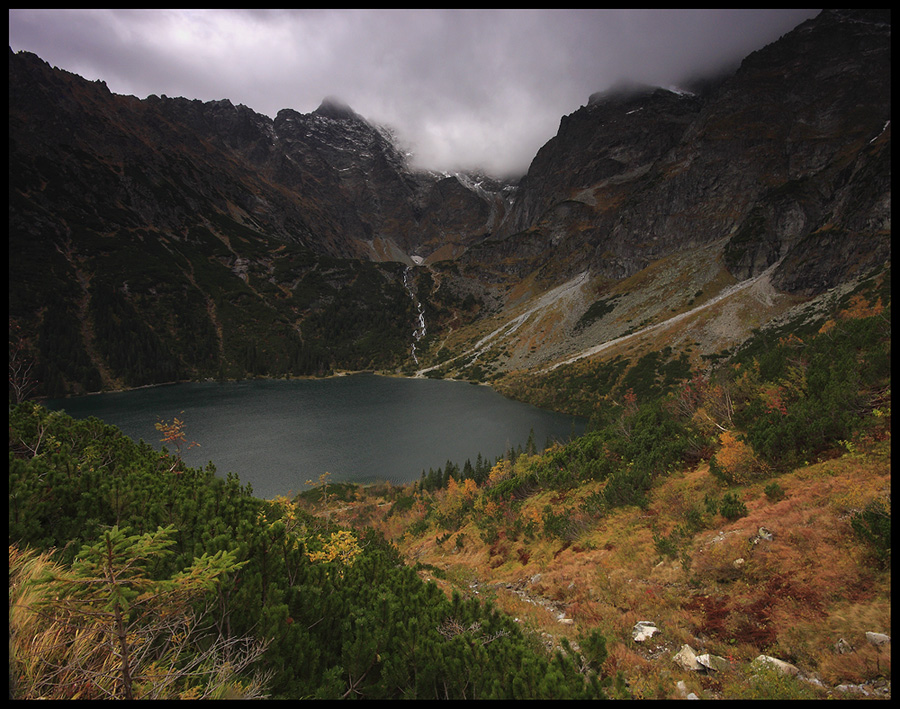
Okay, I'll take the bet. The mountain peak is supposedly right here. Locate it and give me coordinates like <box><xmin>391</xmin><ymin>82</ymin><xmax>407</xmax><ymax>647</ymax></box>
<box><xmin>587</xmin><ymin>79</ymin><xmax>658</xmax><ymax>106</ymax></box>
<box><xmin>313</xmin><ymin>96</ymin><xmax>360</xmax><ymax>121</ymax></box>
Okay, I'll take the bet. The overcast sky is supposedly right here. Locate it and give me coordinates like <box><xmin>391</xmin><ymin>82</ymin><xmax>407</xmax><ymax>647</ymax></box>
<box><xmin>9</xmin><ymin>8</ymin><xmax>820</xmax><ymax>176</ymax></box>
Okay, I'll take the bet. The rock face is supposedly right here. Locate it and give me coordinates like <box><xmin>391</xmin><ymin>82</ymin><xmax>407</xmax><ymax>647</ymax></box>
<box><xmin>503</xmin><ymin>82</ymin><xmax>703</xmax><ymax>239</ymax></box>
<box><xmin>481</xmin><ymin>9</ymin><xmax>891</xmax><ymax>295</ymax></box>
<box><xmin>9</xmin><ymin>9</ymin><xmax>890</xmax><ymax>290</ymax></box>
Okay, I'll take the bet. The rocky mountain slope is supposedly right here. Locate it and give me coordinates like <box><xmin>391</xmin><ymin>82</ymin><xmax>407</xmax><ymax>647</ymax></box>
<box><xmin>397</xmin><ymin>8</ymin><xmax>892</xmax><ymax>387</ymax></box>
<box><xmin>484</xmin><ymin>9</ymin><xmax>891</xmax><ymax>290</ymax></box>
<box><xmin>8</xmin><ymin>9</ymin><xmax>891</xmax><ymax>401</ymax></box>
<box><xmin>322</xmin><ymin>432</ymin><xmax>891</xmax><ymax>700</ymax></box>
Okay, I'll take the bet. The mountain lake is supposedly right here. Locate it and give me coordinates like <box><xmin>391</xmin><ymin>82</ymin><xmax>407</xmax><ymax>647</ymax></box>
<box><xmin>43</xmin><ymin>374</ymin><xmax>586</xmax><ymax>500</ymax></box>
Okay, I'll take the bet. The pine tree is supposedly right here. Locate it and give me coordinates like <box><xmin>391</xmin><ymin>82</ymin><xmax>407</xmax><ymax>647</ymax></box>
<box><xmin>9</xmin><ymin>526</ymin><xmax>269</xmax><ymax>700</ymax></box>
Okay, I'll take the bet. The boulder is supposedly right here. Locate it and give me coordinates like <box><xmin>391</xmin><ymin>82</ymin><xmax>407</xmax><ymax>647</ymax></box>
<box><xmin>673</xmin><ymin>644</ymin><xmax>703</xmax><ymax>671</ymax></box>
<box><xmin>833</xmin><ymin>637</ymin><xmax>853</xmax><ymax>654</ymax></box>
<box><xmin>697</xmin><ymin>653</ymin><xmax>729</xmax><ymax>672</ymax></box>
<box><xmin>865</xmin><ymin>631</ymin><xmax>891</xmax><ymax>647</ymax></box>
<box><xmin>632</xmin><ymin>621</ymin><xmax>659</xmax><ymax>642</ymax></box>
<box><xmin>752</xmin><ymin>654</ymin><xmax>800</xmax><ymax>676</ymax></box>
<box><xmin>751</xmin><ymin>527</ymin><xmax>775</xmax><ymax>545</ymax></box>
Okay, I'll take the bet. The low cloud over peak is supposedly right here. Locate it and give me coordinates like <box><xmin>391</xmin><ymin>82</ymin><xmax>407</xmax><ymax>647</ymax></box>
<box><xmin>9</xmin><ymin>9</ymin><xmax>820</xmax><ymax>176</ymax></box>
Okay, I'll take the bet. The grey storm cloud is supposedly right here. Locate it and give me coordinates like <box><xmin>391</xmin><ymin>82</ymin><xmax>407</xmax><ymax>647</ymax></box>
<box><xmin>9</xmin><ymin>8</ymin><xmax>820</xmax><ymax>176</ymax></box>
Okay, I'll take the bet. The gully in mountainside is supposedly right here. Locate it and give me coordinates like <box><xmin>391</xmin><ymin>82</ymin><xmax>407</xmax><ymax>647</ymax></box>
<box><xmin>403</xmin><ymin>266</ymin><xmax>427</xmax><ymax>365</ymax></box>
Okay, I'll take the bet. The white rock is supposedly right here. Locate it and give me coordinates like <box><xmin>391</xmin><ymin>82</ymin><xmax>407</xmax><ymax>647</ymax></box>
<box><xmin>836</xmin><ymin>684</ymin><xmax>870</xmax><ymax>696</ymax></box>
<box><xmin>834</xmin><ymin>637</ymin><xmax>853</xmax><ymax>654</ymax></box>
<box><xmin>673</xmin><ymin>644</ymin><xmax>703</xmax><ymax>671</ymax></box>
<box><xmin>675</xmin><ymin>680</ymin><xmax>702</xmax><ymax>700</ymax></box>
<box><xmin>632</xmin><ymin>621</ymin><xmax>659</xmax><ymax>642</ymax></box>
<box><xmin>752</xmin><ymin>654</ymin><xmax>800</xmax><ymax>676</ymax></box>
<box><xmin>865</xmin><ymin>631</ymin><xmax>891</xmax><ymax>646</ymax></box>
<box><xmin>697</xmin><ymin>653</ymin><xmax>729</xmax><ymax>672</ymax></box>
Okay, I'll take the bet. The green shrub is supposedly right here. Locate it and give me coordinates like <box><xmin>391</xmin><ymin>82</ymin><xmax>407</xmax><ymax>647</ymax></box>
<box><xmin>764</xmin><ymin>481</ymin><xmax>786</xmax><ymax>502</ymax></box>
<box><xmin>850</xmin><ymin>497</ymin><xmax>891</xmax><ymax>569</ymax></box>
<box><xmin>653</xmin><ymin>530</ymin><xmax>680</xmax><ymax>559</ymax></box>
<box><xmin>719</xmin><ymin>492</ymin><xmax>748</xmax><ymax>520</ymax></box>
<box><xmin>407</xmin><ymin>518</ymin><xmax>428</xmax><ymax>536</ymax></box>
<box><xmin>542</xmin><ymin>504</ymin><xmax>579</xmax><ymax>540</ymax></box>
<box><xmin>578</xmin><ymin>629</ymin><xmax>609</xmax><ymax>670</ymax></box>
<box><xmin>732</xmin><ymin>311</ymin><xmax>891</xmax><ymax>471</ymax></box>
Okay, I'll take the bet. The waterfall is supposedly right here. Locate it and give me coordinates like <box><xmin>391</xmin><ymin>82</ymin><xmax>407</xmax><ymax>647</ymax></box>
<box><xmin>403</xmin><ymin>266</ymin><xmax>427</xmax><ymax>365</ymax></box>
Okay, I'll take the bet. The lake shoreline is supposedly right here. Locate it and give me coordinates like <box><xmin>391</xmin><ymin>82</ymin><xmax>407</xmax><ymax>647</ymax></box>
<box><xmin>42</xmin><ymin>376</ymin><xmax>586</xmax><ymax>499</ymax></box>
<box><xmin>36</xmin><ymin>368</ymin><xmax>498</xmax><ymax>401</ymax></box>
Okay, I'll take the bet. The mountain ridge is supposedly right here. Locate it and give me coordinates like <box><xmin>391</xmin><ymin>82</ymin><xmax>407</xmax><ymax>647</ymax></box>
<box><xmin>7</xmin><ymin>8</ymin><xmax>891</xmax><ymax>400</ymax></box>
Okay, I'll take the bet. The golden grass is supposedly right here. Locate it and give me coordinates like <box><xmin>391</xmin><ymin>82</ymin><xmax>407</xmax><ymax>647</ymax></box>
<box><xmin>9</xmin><ymin>545</ymin><xmax>118</xmax><ymax>700</ymax></box>
<box><xmin>321</xmin><ymin>432</ymin><xmax>891</xmax><ymax>699</ymax></box>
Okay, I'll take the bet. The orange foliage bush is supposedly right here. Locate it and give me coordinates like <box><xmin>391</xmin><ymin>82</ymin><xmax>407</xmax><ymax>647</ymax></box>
<box><xmin>712</xmin><ymin>430</ymin><xmax>764</xmax><ymax>484</ymax></box>
<box><xmin>433</xmin><ymin>476</ymin><xmax>478</xmax><ymax>521</ymax></box>
<box><xmin>819</xmin><ymin>293</ymin><xmax>886</xmax><ymax>334</ymax></box>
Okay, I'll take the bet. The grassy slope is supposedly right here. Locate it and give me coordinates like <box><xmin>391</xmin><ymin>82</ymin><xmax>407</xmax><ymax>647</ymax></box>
<box><xmin>311</xmin><ymin>429</ymin><xmax>890</xmax><ymax>700</ymax></box>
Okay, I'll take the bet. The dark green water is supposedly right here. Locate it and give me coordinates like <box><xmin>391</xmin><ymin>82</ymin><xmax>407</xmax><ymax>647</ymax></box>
<box><xmin>44</xmin><ymin>374</ymin><xmax>585</xmax><ymax>500</ymax></box>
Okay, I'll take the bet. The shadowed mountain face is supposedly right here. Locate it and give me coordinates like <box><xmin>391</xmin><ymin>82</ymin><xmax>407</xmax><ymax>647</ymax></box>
<box><xmin>7</xmin><ymin>55</ymin><xmax>510</xmax><ymax>263</ymax></box>
<box><xmin>8</xmin><ymin>10</ymin><xmax>891</xmax><ymax>397</ymax></box>
<box><xmin>466</xmin><ymin>9</ymin><xmax>890</xmax><ymax>293</ymax></box>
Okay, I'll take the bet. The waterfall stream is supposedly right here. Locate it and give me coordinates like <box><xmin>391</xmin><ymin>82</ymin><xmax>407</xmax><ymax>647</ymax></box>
<box><xmin>403</xmin><ymin>266</ymin><xmax>427</xmax><ymax>364</ymax></box>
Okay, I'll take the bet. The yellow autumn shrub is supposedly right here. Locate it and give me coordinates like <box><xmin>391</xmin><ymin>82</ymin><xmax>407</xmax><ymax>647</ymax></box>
<box><xmin>712</xmin><ymin>430</ymin><xmax>765</xmax><ymax>484</ymax></box>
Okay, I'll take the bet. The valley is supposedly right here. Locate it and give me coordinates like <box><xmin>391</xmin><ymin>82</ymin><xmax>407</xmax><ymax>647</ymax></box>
<box><xmin>8</xmin><ymin>8</ymin><xmax>891</xmax><ymax>701</ymax></box>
